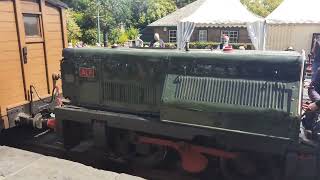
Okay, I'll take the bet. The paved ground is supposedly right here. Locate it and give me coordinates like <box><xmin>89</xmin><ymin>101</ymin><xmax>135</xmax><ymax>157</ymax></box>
<box><xmin>0</xmin><ymin>146</ymin><xmax>145</xmax><ymax>180</ymax></box>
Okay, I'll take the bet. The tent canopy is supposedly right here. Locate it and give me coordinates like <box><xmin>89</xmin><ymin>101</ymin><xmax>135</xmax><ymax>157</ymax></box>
<box><xmin>181</xmin><ymin>0</ymin><xmax>262</xmax><ymax>26</ymax></box>
<box><xmin>266</xmin><ymin>0</ymin><xmax>320</xmax><ymax>24</ymax></box>
<box><xmin>265</xmin><ymin>0</ymin><xmax>320</xmax><ymax>53</ymax></box>
<box><xmin>177</xmin><ymin>0</ymin><xmax>264</xmax><ymax>50</ymax></box>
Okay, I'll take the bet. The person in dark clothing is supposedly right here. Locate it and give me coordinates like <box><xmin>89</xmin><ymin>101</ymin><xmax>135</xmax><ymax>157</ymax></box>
<box><xmin>150</xmin><ymin>33</ymin><xmax>165</xmax><ymax>48</ymax></box>
<box><xmin>302</xmin><ymin>68</ymin><xmax>320</xmax><ymax>129</ymax></box>
<box><xmin>308</xmin><ymin>68</ymin><xmax>320</xmax><ymax>102</ymax></box>
<box><xmin>311</xmin><ymin>35</ymin><xmax>320</xmax><ymax>81</ymax></box>
<box><xmin>303</xmin><ymin>68</ymin><xmax>320</xmax><ymax>134</ymax></box>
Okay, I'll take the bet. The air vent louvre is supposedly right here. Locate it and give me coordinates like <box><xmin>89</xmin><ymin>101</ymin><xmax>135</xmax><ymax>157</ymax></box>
<box><xmin>103</xmin><ymin>81</ymin><xmax>158</xmax><ymax>105</ymax></box>
<box><xmin>174</xmin><ymin>76</ymin><xmax>289</xmax><ymax>110</ymax></box>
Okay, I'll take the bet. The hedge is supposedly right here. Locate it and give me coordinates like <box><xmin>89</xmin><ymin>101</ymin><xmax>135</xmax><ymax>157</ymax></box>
<box><xmin>164</xmin><ymin>42</ymin><xmax>254</xmax><ymax>50</ymax></box>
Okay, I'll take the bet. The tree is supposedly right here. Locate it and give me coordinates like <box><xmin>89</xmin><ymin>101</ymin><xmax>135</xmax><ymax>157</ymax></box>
<box><xmin>144</xmin><ymin>0</ymin><xmax>177</xmax><ymax>26</ymax></box>
<box><xmin>60</xmin><ymin>0</ymin><xmax>91</xmax><ymax>11</ymax></box>
<box><xmin>241</xmin><ymin>0</ymin><xmax>283</xmax><ymax>17</ymax></box>
<box><xmin>66</xmin><ymin>10</ymin><xmax>82</xmax><ymax>44</ymax></box>
<box><xmin>176</xmin><ymin>0</ymin><xmax>197</xmax><ymax>8</ymax></box>
<box><xmin>82</xmin><ymin>28</ymin><xmax>98</xmax><ymax>45</ymax></box>
<box><xmin>127</xmin><ymin>0</ymin><xmax>177</xmax><ymax>29</ymax></box>
<box><xmin>60</xmin><ymin>0</ymin><xmax>177</xmax><ymax>44</ymax></box>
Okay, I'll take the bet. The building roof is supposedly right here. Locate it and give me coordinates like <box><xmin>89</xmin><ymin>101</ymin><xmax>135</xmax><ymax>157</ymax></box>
<box><xmin>46</xmin><ymin>0</ymin><xmax>68</xmax><ymax>9</ymax></box>
<box><xmin>148</xmin><ymin>0</ymin><xmax>205</xmax><ymax>27</ymax></box>
<box><xmin>266</xmin><ymin>0</ymin><xmax>320</xmax><ymax>24</ymax></box>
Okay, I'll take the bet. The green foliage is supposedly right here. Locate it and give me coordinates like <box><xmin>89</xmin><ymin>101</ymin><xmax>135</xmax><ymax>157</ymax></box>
<box><xmin>108</xmin><ymin>27</ymin><xmax>138</xmax><ymax>45</ymax></box>
<box><xmin>143</xmin><ymin>0</ymin><xmax>177</xmax><ymax>25</ymax></box>
<box><xmin>66</xmin><ymin>10</ymin><xmax>82</xmax><ymax>44</ymax></box>
<box><xmin>129</xmin><ymin>0</ymin><xmax>176</xmax><ymax>28</ymax></box>
<box><xmin>241</xmin><ymin>0</ymin><xmax>283</xmax><ymax>17</ymax></box>
<box><xmin>60</xmin><ymin>0</ymin><xmax>91</xmax><ymax>11</ymax></box>
<box><xmin>60</xmin><ymin>0</ymin><xmax>177</xmax><ymax>45</ymax></box>
<box><xmin>109</xmin><ymin>28</ymin><xmax>122</xmax><ymax>44</ymax></box>
<box><xmin>126</xmin><ymin>27</ymin><xmax>139</xmax><ymax>40</ymax></box>
<box><xmin>118</xmin><ymin>32</ymin><xmax>129</xmax><ymax>45</ymax></box>
<box><xmin>176</xmin><ymin>0</ymin><xmax>197</xmax><ymax>8</ymax></box>
<box><xmin>164</xmin><ymin>43</ymin><xmax>177</xmax><ymax>49</ymax></box>
<box><xmin>82</xmin><ymin>28</ymin><xmax>97</xmax><ymax>45</ymax></box>
<box><xmin>189</xmin><ymin>41</ymin><xmax>219</xmax><ymax>49</ymax></box>
<box><xmin>164</xmin><ymin>42</ymin><xmax>254</xmax><ymax>50</ymax></box>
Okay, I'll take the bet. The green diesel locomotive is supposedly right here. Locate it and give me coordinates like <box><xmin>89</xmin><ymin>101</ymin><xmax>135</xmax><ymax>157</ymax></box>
<box><xmin>56</xmin><ymin>48</ymin><xmax>316</xmax><ymax>180</ymax></box>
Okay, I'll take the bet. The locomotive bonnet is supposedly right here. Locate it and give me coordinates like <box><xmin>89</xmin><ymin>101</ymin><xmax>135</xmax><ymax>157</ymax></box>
<box><xmin>60</xmin><ymin>48</ymin><xmax>304</xmax><ymax>154</ymax></box>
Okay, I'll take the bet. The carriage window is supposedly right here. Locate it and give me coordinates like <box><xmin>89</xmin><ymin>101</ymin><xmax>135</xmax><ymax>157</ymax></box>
<box><xmin>23</xmin><ymin>14</ymin><xmax>41</xmax><ymax>37</ymax></box>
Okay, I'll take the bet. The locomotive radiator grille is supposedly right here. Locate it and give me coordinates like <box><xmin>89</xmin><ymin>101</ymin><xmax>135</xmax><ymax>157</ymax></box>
<box><xmin>102</xmin><ymin>81</ymin><xmax>159</xmax><ymax>105</ymax></box>
<box><xmin>174</xmin><ymin>76</ymin><xmax>290</xmax><ymax>111</ymax></box>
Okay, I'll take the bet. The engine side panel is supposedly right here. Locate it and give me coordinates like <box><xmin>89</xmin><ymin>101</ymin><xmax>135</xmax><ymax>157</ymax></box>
<box><xmin>61</xmin><ymin>48</ymin><xmax>303</xmax><ymax>145</ymax></box>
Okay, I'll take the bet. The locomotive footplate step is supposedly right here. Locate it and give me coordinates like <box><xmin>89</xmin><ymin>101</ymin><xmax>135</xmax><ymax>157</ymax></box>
<box><xmin>0</xmin><ymin>146</ymin><xmax>144</xmax><ymax>180</ymax></box>
<box><xmin>55</xmin><ymin>105</ymin><xmax>294</xmax><ymax>155</ymax></box>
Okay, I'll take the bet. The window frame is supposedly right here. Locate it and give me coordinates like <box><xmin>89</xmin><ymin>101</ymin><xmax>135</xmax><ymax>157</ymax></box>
<box><xmin>198</xmin><ymin>30</ymin><xmax>208</xmax><ymax>42</ymax></box>
<box><xmin>168</xmin><ymin>30</ymin><xmax>177</xmax><ymax>43</ymax></box>
<box><xmin>221</xmin><ymin>30</ymin><xmax>239</xmax><ymax>43</ymax></box>
<box><xmin>23</xmin><ymin>13</ymin><xmax>43</xmax><ymax>43</ymax></box>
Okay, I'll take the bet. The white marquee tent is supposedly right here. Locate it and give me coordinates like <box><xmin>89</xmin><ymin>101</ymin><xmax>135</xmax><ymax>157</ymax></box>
<box><xmin>265</xmin><ymin>0</ymin><xmax>320</xmax><ymax>53</ymax></box>
<box><xmin>177</xmin><ymin>0</ymin><xmax>265</xmax><ymax>50</ymax></box>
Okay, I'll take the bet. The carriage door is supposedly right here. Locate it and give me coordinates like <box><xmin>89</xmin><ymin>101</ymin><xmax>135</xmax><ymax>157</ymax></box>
<box><xmin>21</xmin><ymin>0</ymin><xmax>50</xmax><ymax>100</ymax></box>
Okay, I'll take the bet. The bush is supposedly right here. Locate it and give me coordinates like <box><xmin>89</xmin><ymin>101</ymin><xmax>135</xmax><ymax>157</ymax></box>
<box><xmin>109</xmin><ymin>28</ymin><xmax>122</xmax><ymax>45</ymax></box>
<box><xmin>109</xmin><ymin>27</ymin><xmax>138</xmax><ymax>45</ymax></box>
<box><xmin>118</xmin><ymin>32</ymin><xmax>129</xmax><ymax>45</ymax></box>
<box><xmin>66</xmin><ymin>10</ymin><xmax>82</xmax><ymax>44</ymax></box>
<box><xmin>164</xmin><ymin>42</ymin><xmax>254</xmax><ymax>50</ymax></box>
<box><xmin>126</xmin><ymin>27</ymin><xmax>139</xmax><ymax>40</ymax></box>
<box><xmin>81</xmin><ymin>28</ymin><xmax>97</xmax><ymax>45</ymax></box>
<box><xmin>165</xmin><ymin>43</ymin><xmax>177</xmax><ymax>48</ymax></box>
<box><xmin>189</xmin><ymin>42</ymin><xmax>219</xmax><ymax>49</ymax></box>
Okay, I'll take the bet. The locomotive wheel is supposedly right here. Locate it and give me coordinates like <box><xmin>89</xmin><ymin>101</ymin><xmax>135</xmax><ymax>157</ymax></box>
<box><xmin>220</xmin><ymin>153</ymin><xmax>279</xmax><ymax>180</ymax></box>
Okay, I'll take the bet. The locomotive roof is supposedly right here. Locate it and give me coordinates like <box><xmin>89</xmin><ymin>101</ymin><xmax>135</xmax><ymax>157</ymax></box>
<box><xmin>63</xmin><ymin>48</ymin><xmax>302</xmax><ymax>65</ymax></box>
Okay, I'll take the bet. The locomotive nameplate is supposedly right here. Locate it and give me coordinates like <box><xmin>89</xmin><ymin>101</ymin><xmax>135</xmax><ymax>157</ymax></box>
<box><xmin>79</xmin><ymin>67</ymin><xmax>95</xmax><ymax>78</ymax></box>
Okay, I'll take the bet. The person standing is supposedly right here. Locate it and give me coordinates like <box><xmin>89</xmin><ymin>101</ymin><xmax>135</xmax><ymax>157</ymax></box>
<box><xmin>217</xmin><ymin>35</ymin><xmax>231</xmax><ymax>50</ymax></box>
<box><xmin>311</xmin><ymin>35</ymin><xmax>320</xmax><ymax>81</ymax></box>
<box><xmin>135</xmin><ymin>34</ymin><xmax>144</xmax><ymax>47</ymax></box>
<box><xmin>150</xmin><ymin>33</ymin><xmax>165</xmax><ymax>48</ymax></box>
<box><xmin>302</xmin><ymin>68</ymin><xmax>320</xmax><ymax>131</ymax></box>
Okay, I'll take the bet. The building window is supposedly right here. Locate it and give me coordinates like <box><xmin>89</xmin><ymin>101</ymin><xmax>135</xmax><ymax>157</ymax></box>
<box><xmin>169</xmin><ymin>30</ymin><xmax>177</xmax><ymax>43</ymax></box>
<box><xmin>199</xmin><ymin>30</ymin><xmax>207</xmax><ymax>42</ymax></box>
<box><xmin>23</xmin><ymin>14</ymin><xmax>41</xmax><ymax>37</ymax></box>
<box><xmin>221</xmin><ymin>30</ymin><xmax>239</xmax><ymax>43</ymax></box>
